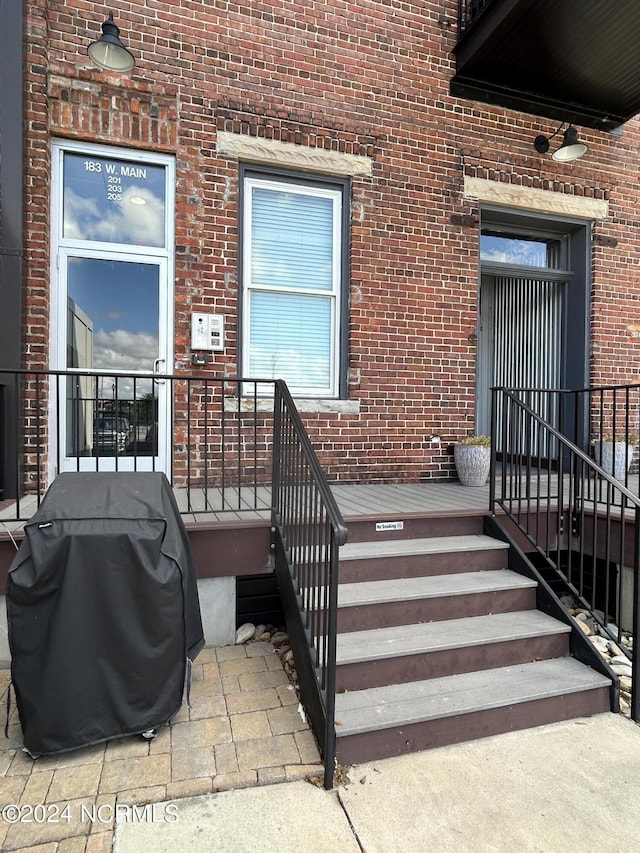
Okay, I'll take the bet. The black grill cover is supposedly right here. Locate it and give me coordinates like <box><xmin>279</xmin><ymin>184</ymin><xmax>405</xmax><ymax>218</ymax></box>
<box><xmin>7</xmin><ymin>472</ymin><xmax>204</xmax><ymax>756</ymax></box>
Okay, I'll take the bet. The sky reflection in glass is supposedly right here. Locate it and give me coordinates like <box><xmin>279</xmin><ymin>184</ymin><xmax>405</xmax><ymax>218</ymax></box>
<box><xmin>62</xmin><ymin>153</ymin><xmax>166</xmax><ymax>247</ymax></box>
<box><xmin>67</xmin><ymin>257</ymin><xmax>159</xmax><ymax>375</ymax></box>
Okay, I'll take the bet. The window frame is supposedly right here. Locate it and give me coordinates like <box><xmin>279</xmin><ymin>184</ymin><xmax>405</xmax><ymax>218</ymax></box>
<box><xmin>239</xmin><ymin>165</ymin><xmax>350</xmax><ymax>399</ymax></box>
<box><xmin>51</xmin><ymin>139</ymin><xmax>175</xmax><ymax>376</ymax></box>
<box><xmin>479</xmin><ymin>214</ymin><xmax>572</xmax><ymax>280</ymax></box>
<box><xmin>49</xmin><ymin>139</ymin><xmax>175</xmax><ymax>475</ymax></box>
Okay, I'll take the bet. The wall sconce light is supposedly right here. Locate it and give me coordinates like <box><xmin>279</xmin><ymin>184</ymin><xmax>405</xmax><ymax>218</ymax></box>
<box><xmin>87</xmin><ymin>12</ymin><xmax>135</xmax><ymax>72</ymax></box>
<box><xmin>534</xmin><ymin>123</ymin><xmax>588</xmax><ymax>162</ymax></box>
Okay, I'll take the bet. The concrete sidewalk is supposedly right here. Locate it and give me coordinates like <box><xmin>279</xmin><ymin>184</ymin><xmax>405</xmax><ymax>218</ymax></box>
<box><xmin>114</xmin><ymin>713</ymin><xmax>640</xmax><ymax>853</ymax></box>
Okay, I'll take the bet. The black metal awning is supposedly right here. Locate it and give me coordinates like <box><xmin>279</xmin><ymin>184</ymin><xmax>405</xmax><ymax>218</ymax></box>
<box><xmin>452</xmin><ymin>0</ymin><xmax>640</xmax><ymax>132</ymax></box>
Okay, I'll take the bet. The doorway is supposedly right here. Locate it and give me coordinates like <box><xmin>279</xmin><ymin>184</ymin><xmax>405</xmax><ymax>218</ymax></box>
<box><xmin>477</xmin><ymin>209</ymin><xmax>590</xmax><ymax>444</ymax></box>
<box><xmin>51</xmin><ymin>141</ymin><xmax>175</xmax><ymax>474</ymax></box>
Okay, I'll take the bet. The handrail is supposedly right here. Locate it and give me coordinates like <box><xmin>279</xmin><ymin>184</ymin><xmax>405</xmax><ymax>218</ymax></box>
<box><xmin>272</xmin><ymin>382</ymin><xmax>348</xmax><ymax>546</ymax></box>
<box><xmin>271</xmin><ymin>379</ymin><xmax>347</xmax><ymax>789</ymax></box>
<box><xmin>489</xmin><ymin>382</ymin><xmax>640</xmax><ymax>503</ymax></box>
<box><xmin>491</xmin><ymin>386</ymin><xmax>640</xmax><ymax>721</ymax></box>
<box><xmin>493</xmin><ymin>387</ymin><xmax>640</xmax><ymax>506</ymax></box>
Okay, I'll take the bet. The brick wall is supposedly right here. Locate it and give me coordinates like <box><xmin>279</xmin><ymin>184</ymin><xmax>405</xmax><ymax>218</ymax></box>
<box><xmin>20</xmin><ymin>0</ymin><xmax>640</xmax><ymax>483</ymax></box>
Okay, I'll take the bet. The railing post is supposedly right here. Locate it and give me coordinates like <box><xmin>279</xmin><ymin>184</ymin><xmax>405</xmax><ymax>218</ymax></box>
<box><xmin>271</xmin><ymin>382</ymin><xmax>282</xmax><ymax>522</ymax></box>
<box><xmin>632</xmin><ymin>505</ymin><xmax>640</xmax><ymax>722</ymax></box>
<box><xmin>489</xmin><ymin>386</ymin><xmax>497</xmax><ymax>513</ymax></box>
<box><xmin>323</xmin><ymin>537</ymin><xmax>339</xmax><ymax>790</ymax></box>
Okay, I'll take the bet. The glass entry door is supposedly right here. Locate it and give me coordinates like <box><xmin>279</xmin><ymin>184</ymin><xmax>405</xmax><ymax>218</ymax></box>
<box><xmin>61</xmin><ymin>252</ymin><xmax>168</xmax><ymax>471</ymax></box>
<box><xmin>52</xmin><ymin>141</ymin><xmax>174</xmax><ymax>475</ymax></box>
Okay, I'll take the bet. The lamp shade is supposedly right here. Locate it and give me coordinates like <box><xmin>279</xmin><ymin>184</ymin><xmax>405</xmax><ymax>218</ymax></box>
<box><xmin>87</xmin><ymin>12</ymin><xmax>135</xmax><ymax>72</ymax></box>
<box><xmin>551</xmin><ymin>125</ymin><xmax>588</xmax><ymax>162</ymax></box>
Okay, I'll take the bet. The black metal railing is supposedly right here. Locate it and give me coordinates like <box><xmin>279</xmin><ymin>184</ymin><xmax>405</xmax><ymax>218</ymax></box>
<box><xmin>457</xmin><ymin>0</ymin><xmax>494</xmax><ymax>36</ymax></box>
<box><xmin>491</xmin><ymin>386</ymin><xmax>640</xmax><ymax>721</ymax></box>
<box><xmin>572</xmin><ymin>383</ymin><xmax>640</xmax><ymax>500</ymax></box>
<box><xmin>0</xmin><ymin>368</ymin><xmax>276</xmax><ymax>520</ymax></box>
<box><xmin>1</xmin><ymin>368</ymin><xmax>349</xmax><ymax>786</ymax></box>
<box><xmin>490</xmin><ymin>383</ymin><xmax>640</xmax><ymax>504</ymax></box>
<box><xmin>271</xmin><ymin>380</ymin><xmax>348</xmax><ymax>790</ymax></box>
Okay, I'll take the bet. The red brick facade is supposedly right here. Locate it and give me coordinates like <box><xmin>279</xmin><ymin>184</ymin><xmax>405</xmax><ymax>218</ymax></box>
<box><xmin>19</xmin><ymin>0</ymin><xmax>640</xmax><ymax>483</ymax></box>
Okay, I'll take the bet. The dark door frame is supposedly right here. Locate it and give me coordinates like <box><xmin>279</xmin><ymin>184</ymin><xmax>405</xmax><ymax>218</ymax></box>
<box><xmin>477</xmin><ymin>207</ymin><xmax>591</xmax><ymax>451</ymax></box>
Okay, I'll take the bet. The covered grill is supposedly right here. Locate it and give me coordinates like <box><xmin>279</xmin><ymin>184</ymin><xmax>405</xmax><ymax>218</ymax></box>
<box><xmin>7</xmin><ymin>472</ymin><xmax>204</xmax><ymax>756</ymax></box>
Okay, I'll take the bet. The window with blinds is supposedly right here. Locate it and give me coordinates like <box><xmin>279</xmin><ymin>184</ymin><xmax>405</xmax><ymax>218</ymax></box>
<box><xmin>242</xmin><ymin>174</ymin><xmax>345</xmax><ymax>396</ymax></box>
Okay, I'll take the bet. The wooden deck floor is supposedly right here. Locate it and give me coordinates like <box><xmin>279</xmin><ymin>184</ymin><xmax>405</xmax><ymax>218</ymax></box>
<box><xmin>332</xmin><ymin>481</ymin><xmax>493</xmax><ymax>517</ymax></box>
<box><xmin>176</xmin><ymin>480</ymin><xmax>498</xmax><ymax>523</ymax></box>
<box><xmin>175</xmin><ymin>472</ymin><xmax>640</xmax><ymax>523</ymax></box>
<box><xmin>2</xmin><ymin>474</ymin><xmax>638</xmax><ymax>528</ymax></box>
<box><xmin>177</xmin><ymin>474</ymin><xmax>640</xmax><ymax>522</ymax></box>
<box><xmin>0</xmin><ymin>480</ymin><xmax>492</xmax><ymax>528</ymax></box>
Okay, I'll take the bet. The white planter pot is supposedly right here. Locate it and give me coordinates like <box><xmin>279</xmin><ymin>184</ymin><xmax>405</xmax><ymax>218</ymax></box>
<box><xmin>454</xmin><ymin>444</ymin><xmax>491</xmax><ymax>487</ymax></box>
<box><xmin>594</xmin><ymin>441</ymin><xmax>635</xmax><ymax>481</ymax></box>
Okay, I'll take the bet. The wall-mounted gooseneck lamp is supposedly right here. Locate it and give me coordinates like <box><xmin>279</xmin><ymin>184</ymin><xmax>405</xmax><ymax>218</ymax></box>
<box><xmin>534</xmin><ymin>122</ymin><xmax>588</xmax><ymax>162</ymax></box>
<box><xmin>87</xmin><ymin>11</ymin><xmax>135</xmax><ymax>72</ymax></box>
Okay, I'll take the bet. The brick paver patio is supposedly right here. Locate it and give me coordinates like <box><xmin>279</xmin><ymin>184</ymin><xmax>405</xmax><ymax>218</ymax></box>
<box><xmin>0</xmin><ymin>641</ymin><xmax>322</xmax><ymax>852</ymax></box>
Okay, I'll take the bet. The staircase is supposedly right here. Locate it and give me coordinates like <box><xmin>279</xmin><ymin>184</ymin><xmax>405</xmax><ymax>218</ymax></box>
<box><xmin>333</xmin><ymin>527</ymin><xmax>612</xmax><ymax>766</ymax></box>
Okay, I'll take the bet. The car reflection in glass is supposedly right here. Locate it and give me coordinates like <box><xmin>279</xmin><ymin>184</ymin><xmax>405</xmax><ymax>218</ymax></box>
<box><xmin>124</xmin><ymin>423</ymin><xmax>158</xmax><ymax>457</ymax></box>
<box><xmin>94</xmin><ymin>417</ymin><xmax>133</xmax><ymax>455</ymax></box>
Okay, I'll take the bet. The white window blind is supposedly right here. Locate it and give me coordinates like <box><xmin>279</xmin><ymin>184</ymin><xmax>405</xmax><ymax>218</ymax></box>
<box><xmin>243</xmin><ymin>176</ymin><xmax>343</xmax><ymax>396</ymax></box>
<box><xmin>248</xmin><ymin>292</ymin><xmax>332</xmax><ymax>391</ymax></box>
<box><xmin>251</xmin><ymin>188</ymin><xmax>333</xmax><ymax>291</ymax></box>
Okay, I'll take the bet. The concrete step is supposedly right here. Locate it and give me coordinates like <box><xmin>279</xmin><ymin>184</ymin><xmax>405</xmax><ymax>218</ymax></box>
<box><xmin>334</xmin><ymin>657</ymin><xmax>612</xmax><ymax>765</ymax></box>
<box><xmin>338</xmin><ymin>534</ymin><xmax>510</xmax><ymax>583</ymax></box>
<box><xmin>335</xmin><ymin>610</ymin><xmax>571</xmax><ymax>690</ymax></box>
<box><xmin>337</xmin><ymin>569</ymin><xmax>537</xmax><ymax>632</ymax></box>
